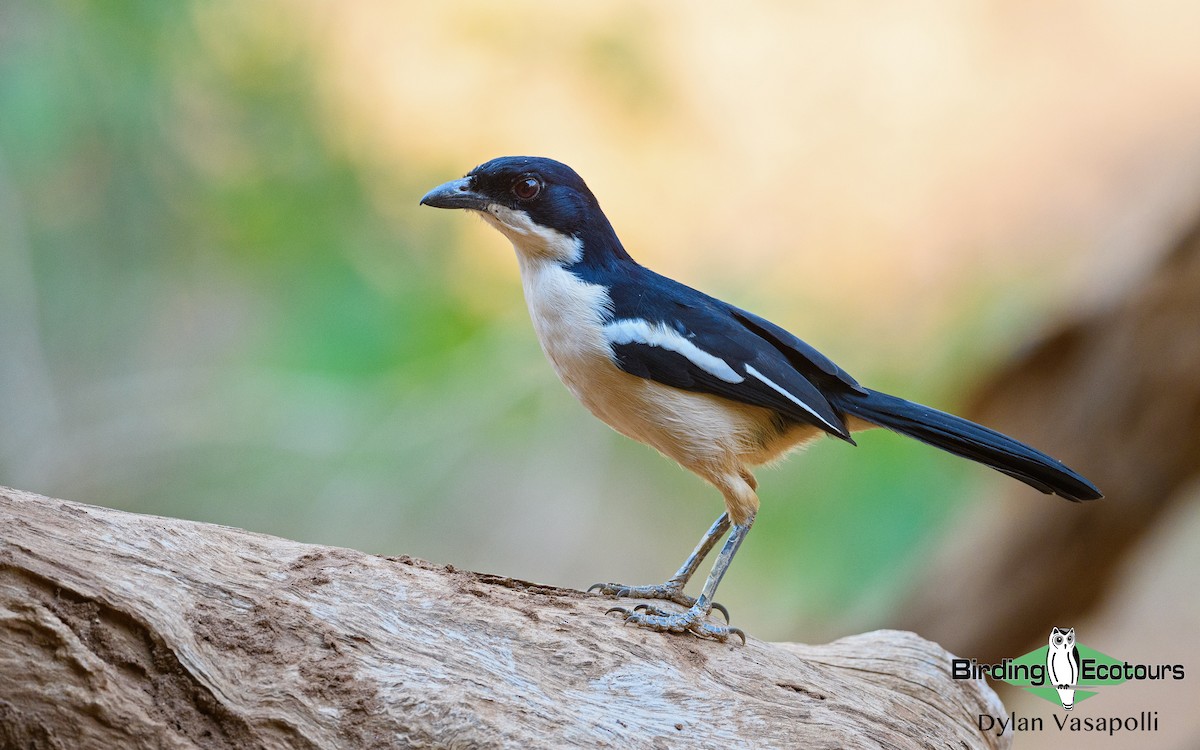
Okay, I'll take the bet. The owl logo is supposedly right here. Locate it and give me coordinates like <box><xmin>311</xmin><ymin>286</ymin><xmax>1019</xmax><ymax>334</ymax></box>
<box><xmin>1046</xmin><ymin>627</ymin><xmax>1080</xmax><ymax>710</ymax></box>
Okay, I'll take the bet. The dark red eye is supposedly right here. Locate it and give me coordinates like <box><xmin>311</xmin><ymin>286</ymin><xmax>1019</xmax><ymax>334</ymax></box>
<box><xmin>512</xmin><ymin>176</ymin><xmax>542</xmax><ymax>201</ymax></box>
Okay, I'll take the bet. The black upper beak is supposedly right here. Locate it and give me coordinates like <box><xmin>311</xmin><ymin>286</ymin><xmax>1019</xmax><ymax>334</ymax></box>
<box><xmin>420</xmin><ymin>177</ymin><xmax>490</xmax><ymax>211</ymax></box>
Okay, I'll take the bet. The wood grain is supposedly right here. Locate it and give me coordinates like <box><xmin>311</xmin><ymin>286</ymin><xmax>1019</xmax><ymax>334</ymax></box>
<box><xmin>0</xmin><ymin>486</ymin><xmax>1008</xmax><ymax>749</ymax></box>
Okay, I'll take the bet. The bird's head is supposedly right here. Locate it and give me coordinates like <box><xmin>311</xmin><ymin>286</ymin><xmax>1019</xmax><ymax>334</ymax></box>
<box><xmin>420</xmin><ymin>156</ymin><xmax>628</xmax><ymax>267</ymax></box>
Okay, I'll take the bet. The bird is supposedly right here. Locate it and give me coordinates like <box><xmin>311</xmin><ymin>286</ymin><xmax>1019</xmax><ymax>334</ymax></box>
<box><xmin>420</xmin><ymin>156</ymin><xmax>1102</xmax><ymax>644</ymax></box>
<box><xmin>1047</xmin><ymin>627</ymin><xmax>1080</xmax><ymax>710</ymax></box>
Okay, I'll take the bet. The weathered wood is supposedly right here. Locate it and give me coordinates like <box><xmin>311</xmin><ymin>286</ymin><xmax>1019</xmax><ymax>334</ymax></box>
<box><xmin>0</xmin><ymin>486</ymin><xmax>1008</xmax><ymax>749</ymax></box>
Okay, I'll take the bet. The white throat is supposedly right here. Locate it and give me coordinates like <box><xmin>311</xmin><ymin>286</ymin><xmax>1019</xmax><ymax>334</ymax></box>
<box><xmin>478</xmin><ymin>205</ymin><xmax>582</xmax><ymax>265</ymax></box>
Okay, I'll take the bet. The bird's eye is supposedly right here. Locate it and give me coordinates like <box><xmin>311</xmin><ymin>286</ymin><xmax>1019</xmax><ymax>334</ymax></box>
<box><xmin>512</xmin><ymin>176</ymin><xmax>542</xmax><ymax>201</ymax></box>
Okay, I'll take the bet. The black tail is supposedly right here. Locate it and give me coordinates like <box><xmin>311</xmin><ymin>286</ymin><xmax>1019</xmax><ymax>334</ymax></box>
<box><xmin>831</xmin><ymin>388</ymin><xmax>1102</xmax><ymax>502</ymax></box>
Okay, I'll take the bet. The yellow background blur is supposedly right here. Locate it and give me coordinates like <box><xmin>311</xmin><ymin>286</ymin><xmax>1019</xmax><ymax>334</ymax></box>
<box><xmin>3</xmin><ymin>1</ymin><xmax>1199</xmax><ymax>643</ymax></box>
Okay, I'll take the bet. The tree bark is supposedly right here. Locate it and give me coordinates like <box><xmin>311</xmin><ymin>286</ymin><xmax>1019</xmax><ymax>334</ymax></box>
<box><xmin>0</xmin><ymin>486</ymin><xmax>1006</xmax><ymax>750</ymax></box>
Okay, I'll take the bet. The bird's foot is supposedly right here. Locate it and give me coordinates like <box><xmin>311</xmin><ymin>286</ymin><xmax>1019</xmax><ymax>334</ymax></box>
<box><xmin>586</xmin><ymin>581</ymin><xmax>729</xmax><ymax>622</ymax></box>
<box><xmin>606</xmin><ymin>602</ymin><xmax>746</xmax><ymax>645</ymax></box>
<box><xmin>587</xmin><ymin>579</ymin><xmax>690</xmax><ymax>604</ymax></box>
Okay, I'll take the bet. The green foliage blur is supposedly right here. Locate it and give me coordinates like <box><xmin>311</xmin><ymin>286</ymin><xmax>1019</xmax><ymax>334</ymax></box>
<box><xmin>1</xmin><ymin>1</ymin><xmax>1063</xmax><ymax>641</ymax></box>
<box><xmin>1</xmin><ymin>2</ymin><xmax>483</xmax><ymax>530</ymax></box>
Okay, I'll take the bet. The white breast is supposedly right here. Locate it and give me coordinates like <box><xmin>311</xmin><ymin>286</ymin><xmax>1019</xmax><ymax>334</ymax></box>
<box><xmin>515</xmin><ymin>255</ymin><xmax>802</xmax><ymax>473</ymax></box>
<box><xmin>517</xmin><ymin>256</ymin><xmax>615</xmax><ymax>401</ymax></box>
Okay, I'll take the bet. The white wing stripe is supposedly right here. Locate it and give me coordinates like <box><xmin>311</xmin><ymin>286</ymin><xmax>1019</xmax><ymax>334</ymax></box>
<box><xmin>604</xmin><ymin>319</ymin><xmax>744</xmax><ymax>384</ymax></box>
<box><xmin>744</xmin><ymin>364</ymin><xmax>841</xmax><ymax>431</ymax></box>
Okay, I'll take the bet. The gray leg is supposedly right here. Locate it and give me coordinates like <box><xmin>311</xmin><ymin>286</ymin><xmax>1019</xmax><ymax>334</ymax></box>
<box><xmin>607</xmin><ymin>514</ymin><xmax>755</xmax><ymax>644</ymax></box>
<box><xmin>588</xmin><ymin>513</ymin><xmax>730</xmax><ymax>615</ymax></box>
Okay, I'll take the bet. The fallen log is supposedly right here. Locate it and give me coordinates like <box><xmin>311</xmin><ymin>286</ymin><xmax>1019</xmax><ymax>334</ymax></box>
<box><xmin>0</xmin><ymin>486</ymin><xmax>1007</xmax><ymax>749</ymax></box>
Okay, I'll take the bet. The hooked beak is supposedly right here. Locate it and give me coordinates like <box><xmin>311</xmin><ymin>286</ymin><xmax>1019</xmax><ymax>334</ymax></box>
<box><xmin>419</xmin><ymin>177</ymin><xmax>490</xmax><ymax>211</ymax></box>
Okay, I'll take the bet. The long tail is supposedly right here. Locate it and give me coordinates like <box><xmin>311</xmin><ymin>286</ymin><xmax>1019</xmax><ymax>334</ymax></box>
<box><xmin>831</xmin><ymin>388</ymin><xmax>1102</xmax><ymax>502</ymax></box>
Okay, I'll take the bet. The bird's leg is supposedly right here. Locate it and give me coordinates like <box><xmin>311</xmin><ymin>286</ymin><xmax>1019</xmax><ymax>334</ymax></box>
<box><xmin>588</xmin><ymin>512</ymin><xmax>730</xmax><ymax>613</ymax></box>
<box><xmin>608</xmin><ymin>513</ymin><xmax>755</xmax><ymax>644</ymax></box>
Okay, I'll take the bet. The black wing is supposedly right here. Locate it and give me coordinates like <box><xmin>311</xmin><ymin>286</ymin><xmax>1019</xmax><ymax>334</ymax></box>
<box><xmin>602</xmin><ymin>268</ymin><xmax>857</xmax><ymax>441</ymax></box>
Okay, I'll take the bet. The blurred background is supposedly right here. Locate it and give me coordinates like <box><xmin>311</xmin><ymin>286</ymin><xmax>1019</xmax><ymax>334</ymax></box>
<box><xmin>2</xmin><ymin>3</ymin><xmax>1199</xmax><ymax>739</ymax></box>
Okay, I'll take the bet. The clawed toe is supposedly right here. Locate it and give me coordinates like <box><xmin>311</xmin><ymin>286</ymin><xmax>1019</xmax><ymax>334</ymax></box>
<box><xmin>588</xmin><ymin>580</ymin><xmax>690</xmax><ymax>605</ymax></box>
<box><xmin>589</xmin><ymin>582</ymin><xmax>732</xmax><ymax>625</ymax></box>
<box><xmin>710</xmin><ymin>601</ymin><xmax>730</xmax><ymax>623</ymax></box>
<box><xmin>605</xmin><ymin>603</ymin><xmax>745</xmax><ymax>644</ymax></box>
<box><xmin>632</xmin><ymin>603</ymin><xmax>671</xmax><ymax>617</ymax></box>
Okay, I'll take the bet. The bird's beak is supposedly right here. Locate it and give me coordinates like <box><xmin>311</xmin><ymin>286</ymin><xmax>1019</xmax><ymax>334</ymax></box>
<box><xmin>419</xmin><ymin>177</ymin><xmax>490</xmax><ymax>211</ymax></box>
